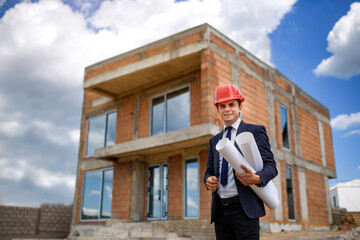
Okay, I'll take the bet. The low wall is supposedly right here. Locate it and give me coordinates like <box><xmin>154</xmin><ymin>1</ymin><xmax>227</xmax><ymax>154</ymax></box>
<box><xmin>0</xmin><ymin>204</ymin><xmax>72</xmax><ymax>239</ymax></box>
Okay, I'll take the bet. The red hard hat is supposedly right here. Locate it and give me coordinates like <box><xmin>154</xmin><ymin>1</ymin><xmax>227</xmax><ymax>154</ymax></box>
<box><xmin>214</xmin><ymin>84</ymin><xmax>244</xmax><ymax>105</ymax></box>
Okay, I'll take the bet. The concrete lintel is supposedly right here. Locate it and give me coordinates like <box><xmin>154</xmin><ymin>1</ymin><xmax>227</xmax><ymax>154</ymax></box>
<box><xmin>84</xmin><ymin>96</ymin><xmax>112</xmax><ymax>110</ymax></box>
<box><xmin>294</xmin><ymin>97</ymin><xmax>330</xmax><ymax>124</ymax></box>
<box><xmin>81</xmin><ymin>159</ymin><xmax>114</xmax><ymax>172</ymax></box>
<box><xmin>273</xmin><ymin>149</ymin><xmax>336</xmax><ymax>178</ymax></box>
<box><xmin>94</xmin><ymin>122</ymin><xmax>221</xmax><ymax>159</ymax></box>
<box><xmin>83</xmin><ymin>41</ymin><xmax>209</xmax><ymax>89</ymax></box>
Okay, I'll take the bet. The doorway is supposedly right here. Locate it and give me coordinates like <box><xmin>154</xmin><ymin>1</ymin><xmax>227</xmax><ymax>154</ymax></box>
<box><xmin>147</xmin><ymin>162</ymin><xmax>168</xmax><ymax>220</ymax></box>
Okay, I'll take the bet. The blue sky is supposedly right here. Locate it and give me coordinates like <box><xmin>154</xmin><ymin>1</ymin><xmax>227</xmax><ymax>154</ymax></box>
<box><xmin>0</xmin><ymin>0</ymin><xmax>359</xmax><ymax>207</ymax></box>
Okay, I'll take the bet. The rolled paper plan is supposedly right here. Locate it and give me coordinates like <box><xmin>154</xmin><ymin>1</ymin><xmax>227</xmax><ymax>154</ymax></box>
<box><xmin>216</xmin><ymin>138</ymin><xmax>279</xmax><ymax>210</ymax></box>
<box><xmin>235</xmin><ymin>132</ymin><xmax>263</xmax><ymax>171</ymax></box>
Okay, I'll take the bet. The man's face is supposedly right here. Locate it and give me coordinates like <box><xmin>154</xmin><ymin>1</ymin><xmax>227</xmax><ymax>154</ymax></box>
<box><xmin>217</xmin><ymin>99</ymin><xmax>242</xmax><ymax>126</ymax></box>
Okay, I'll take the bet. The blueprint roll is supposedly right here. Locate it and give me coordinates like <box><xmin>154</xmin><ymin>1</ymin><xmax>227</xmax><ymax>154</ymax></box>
<box><xmin>216</xmin><ymin>138</ymin><xmax>279</xmax><ymax>210</ymax></box>
<box><xmin>235</xmin><ymin>132</ymin><xmax>279</xmax><ymax>206</ymax></box>
<box><xmin>235</xmin><ymin>132</ymin><xmax>263</xmax><ymax>171</ymax></box>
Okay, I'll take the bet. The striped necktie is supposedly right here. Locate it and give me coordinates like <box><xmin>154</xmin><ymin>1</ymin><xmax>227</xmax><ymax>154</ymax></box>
<box><xmin>220</xmin><ymin>126</ymin><xmax>233</xmax><ymax>186</ymax></box>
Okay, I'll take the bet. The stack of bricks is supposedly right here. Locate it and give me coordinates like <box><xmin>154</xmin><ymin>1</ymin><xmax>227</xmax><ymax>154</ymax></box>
<box><xmin>0</xmin><ymin>204</ymin><xmax>72</xmax><ymax>238</ymax></box>
<box><xmin>0</xmin><ymin>205</ymin><xmax>39</xmax><ymax>235</ymax></box>
<box><xmin>38</xmin><ymin>204</ymin><xmax>72</xmax><ymax>233</ymax></box>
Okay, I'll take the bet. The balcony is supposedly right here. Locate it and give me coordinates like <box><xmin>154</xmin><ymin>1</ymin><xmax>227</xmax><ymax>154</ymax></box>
<box><xmin>94</xmin><ymin>123</ymin><xmax>221</xmax><ymax>161</ymax></box>
<box><xmin>83</xmin><ymin>42</ymin><xmax>208</xmax><ymax>98</ymax></box>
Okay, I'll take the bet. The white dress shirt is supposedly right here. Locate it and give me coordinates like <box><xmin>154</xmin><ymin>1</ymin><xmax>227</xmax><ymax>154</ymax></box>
<box><xmin>218</xmin><ymin>118</ymin><xmax>241</xmax><ymax>198</ymax></box>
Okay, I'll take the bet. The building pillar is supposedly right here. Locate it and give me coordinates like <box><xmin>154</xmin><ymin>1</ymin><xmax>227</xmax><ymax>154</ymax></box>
<box><xmin>298</xmin><ymin>167</ymin><xmax>309</xmax><ymax>223</ymax></box>
<box><xmin>129</xmin><ymin>159</ymin><xmax>145</xmax><ymax>221</ymax></box>
<box><xmin>273</xmin><ymin>159</ymin><xmax>284</xmax><ymax>221</ymax></box>
<box><xmin>318</xmin><ymin>120</ymin><xmax>327</xmax><ymax>167</ymax></box>
<box><xmin>324</xmin><ymin>175</ymin><xmax>333</xmax><ymax>224</ymax></box>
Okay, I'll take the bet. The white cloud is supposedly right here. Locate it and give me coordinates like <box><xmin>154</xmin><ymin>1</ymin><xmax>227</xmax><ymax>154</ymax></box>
<box><xmin>32</xmin><ymin>120</ymin><xmax>79</xmax><ymax>146</ymax></box>
<box><xmin>0</xmin><ymin>158</ymin><xmax>75</xmax><ymax>189</ymax></box>
<box><xmin>0</xmin><ymin>120</ymin><xmax>28</xmax><ymax>137</ymax></box>
<box><xmin>0</xmin><ymin>0</ymin><xmax>297</xmax><ymax>207</ymax></box>
<box><xmin>344</xmin><ymin>129</ymin><xmax>360</xmax><ymax>137</ymax></box>
<box><xmin>90</xmin><ymin>0</ymin><xmax>297</xmax><ymax>64</ymax></box>
<box><xmin>187</xmin><ymin>196</ymin><xmax>199</xmax><ymax>209</ymax></box>
<box><xmin>314</xmin><ymin>2</ymin><xmax>360</xmax><ymax>78</ymax></box>
<box><xmin>0</xmin><ymin>0</ymin><xmax>5</xmax><ymax>8</ymax></box>
<box><xmin>331</xmin><ymin>112</ymin><xmax>360</xmax><ymax>130</ymax></box>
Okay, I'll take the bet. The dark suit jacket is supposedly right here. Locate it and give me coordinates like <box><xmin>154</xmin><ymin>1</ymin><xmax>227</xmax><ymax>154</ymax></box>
<box><xmin>204</xmin><ymin>121</ymin><xmax>278</xmax><ymax>222</ymax></box>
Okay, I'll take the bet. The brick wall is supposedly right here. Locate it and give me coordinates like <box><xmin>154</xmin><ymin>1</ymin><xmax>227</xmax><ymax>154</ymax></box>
<box><xmin>168</xmin><ymin>154</ymin><xmax>183</xmax><ymax>220</ymax></box>
<box><xmin>306</xmin><ymin>170</ymin><xmax>329</xmax><ymax>224</ymax></box>
<box><xmin>297</xmin><ymin>106</ymin><xmax>322</xmax><ymax>164</ymax></box>
<box><xmin>0</xmin><ymin>204</ymin><xmax>71</xmax><ymax>237</ymax></box>
<box><xmin>240</xmin><ymin>70</ymin><xmax>268</xmax><ymax>129</ymax></box>
<box><xmin>199</xmin><ymin>149</ymin><xmax>211</xmax><ymax>220</ymax></box>
<box><xmin>112</xmin><ymin>161</ymin><xmax>131</xmax><ymax>220</ymax></box>
<box><xmin>323</xmin><ymin>122</ymin><xmax>335</xmax><ymax>170</ymax></box>
<box><xmin>116</xmin><ymin>94</ymin><xmax>135</xmax><ymax>143</ymax></box>
<box><xmin>38</xmin><ymin>204</ymin><xmax>72</xmax><ymax>233</ymax></box>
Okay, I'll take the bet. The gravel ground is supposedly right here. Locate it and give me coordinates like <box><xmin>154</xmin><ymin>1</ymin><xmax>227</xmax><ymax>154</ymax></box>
<box><xmin>260</xmin><ymin>227</ymin><xmax>360</xmax><ymax>240</ymax></box>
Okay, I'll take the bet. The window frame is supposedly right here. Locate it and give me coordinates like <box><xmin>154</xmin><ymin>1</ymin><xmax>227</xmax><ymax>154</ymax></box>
<box><xmin>280</xmin><ymin>105</ymin><xmax>290</xmax><ymax>150</ymax></box>
<box><xmin>150</xmin><ymin>86</ymin><xmax>190</xmax><ymax>136</ymax></box>
<box><xmin>285</xmin><ymin>166</ymin><xmax>295</xmax><ymax>221</ymax></box>
<box><xmin>86</xmin><ymin>110</ymin><xmax>117</xmax><ymax>157</ymax></box>
<box><xmin>80</xmin><ymin>167</ymin><xmax>114</xmax><ymax>222</ymax></box>
<box><xmin>146</xmin><ymin>162</ymin><xmax>168</xmax><ymax>221</ymax></box>
<box><xmin>184</xmin><ymin>157</ymin><xmax>199</xmax><ymax>219</ymax></box>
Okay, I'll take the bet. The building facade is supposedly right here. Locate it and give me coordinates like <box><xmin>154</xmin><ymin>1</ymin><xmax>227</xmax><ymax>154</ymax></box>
<box><xmin>71</xmin><ymin>24</ymin><xmax>336</xmax><ymax>233</ymax></box>
<box><xmin>330</xmin><ymin>179</ymin><xmax>360</xmax><ymax>212</ymax></box>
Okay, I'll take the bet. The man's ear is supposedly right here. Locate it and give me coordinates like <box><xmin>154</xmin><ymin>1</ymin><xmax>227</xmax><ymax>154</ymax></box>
<box><xmin>239</xmin><ymin>105</ymin><xmax>243</xmax><ymax>110</ymax></box>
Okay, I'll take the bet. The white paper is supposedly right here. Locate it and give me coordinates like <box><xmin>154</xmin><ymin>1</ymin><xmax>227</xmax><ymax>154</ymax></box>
<box><xmin>235</xmin><ymin>132</ymin><xmax>263</xmax><ymax>171</ymax></box>
<box><xmin>216</xmin><ymin>138</ymin><xmax>279</xmax><ymax>210</ymax></box>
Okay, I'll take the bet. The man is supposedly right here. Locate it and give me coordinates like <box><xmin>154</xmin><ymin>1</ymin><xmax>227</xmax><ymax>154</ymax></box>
<box><xmin>204</xmin><ymin>84</ymin><xmax>278</xmax><ymax>240</ymax></box>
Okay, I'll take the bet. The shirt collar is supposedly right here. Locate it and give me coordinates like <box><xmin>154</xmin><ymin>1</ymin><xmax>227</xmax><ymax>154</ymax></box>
<box><xmin>223</xmin><ymin>117</ymin><xmax>241</xmax><ymax>132</ymax></box>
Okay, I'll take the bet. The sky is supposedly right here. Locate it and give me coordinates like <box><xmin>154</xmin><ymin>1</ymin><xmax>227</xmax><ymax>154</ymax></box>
<box><xmin>0</xmin><ymin>0</ymin><xmax>359</xmax><ymax>207</ymax></box>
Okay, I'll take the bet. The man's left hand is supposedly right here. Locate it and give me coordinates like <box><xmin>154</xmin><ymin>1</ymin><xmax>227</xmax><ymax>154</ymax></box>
<box><xmin>235</xmin><ymin>164</ymin><xmax>261</xmax><ymax>186</ymax></box>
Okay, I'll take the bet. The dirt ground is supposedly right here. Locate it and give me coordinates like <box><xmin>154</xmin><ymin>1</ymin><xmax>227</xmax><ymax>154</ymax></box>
<box><xmin>260</xmin><ymin>230</ymin><xmax>345</xmax><ymax>240</ymax></box>
<box><xmin>260</xmin><ymin>227</ymin><xmax>360</xmax><ymax>240</ymax></box>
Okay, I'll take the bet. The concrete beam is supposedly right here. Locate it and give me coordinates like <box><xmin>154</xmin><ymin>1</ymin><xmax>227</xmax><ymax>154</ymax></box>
<box><xmin>83</xmin><ymin>41</ymin><xmax>209</xmax><ymax>89</ymax></box>
<box><xmin>94</xmin><ymin>122</ymin><xmax>222</xmax><ymax>160</ymax></box>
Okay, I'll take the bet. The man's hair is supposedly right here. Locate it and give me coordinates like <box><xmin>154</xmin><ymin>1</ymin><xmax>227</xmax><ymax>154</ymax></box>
<box><xmin>216</xmin><ymin>99</ymin><xmax>242</xmax><ymax>109</ymax></box>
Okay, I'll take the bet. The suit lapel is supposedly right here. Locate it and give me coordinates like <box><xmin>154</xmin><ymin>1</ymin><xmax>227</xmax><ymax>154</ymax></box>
<box><xmin>213</xmin><ymin>132</ymin><xmax>223</xmax><ymax>177</ymax></box>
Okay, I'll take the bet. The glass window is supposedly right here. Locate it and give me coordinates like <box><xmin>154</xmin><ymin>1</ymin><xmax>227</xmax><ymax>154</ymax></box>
<box><xmin>81</xmin><ymin>168</ymin><xmax>113</xmax><ymax>221</ymax></box>
<box><xmin>86</xmin><ymin>111</ymin><xmax>117</xmax><ymax>156</ymax></box>
<box><xmin>151</xmin><ymin>87</ymin><xmax>190</xmax><ymax>136</ymax></box>
<box><xmin>280</xmin><ymin>106</ymin><xmax>290</xmax><ymax>149</ymax></box>
<box><xmin>184</xmin><ymin>158</ymin><xmax>199</xmax><ymax>219</ymax></box>
<box><xmin>285</xmin><ymin>166</ymin><xmax>295</xmax><ymax>220</ymax></box>
<box><xmin>147</xmin><ymin>163</ymin><xmax>168</xmax><ymax>220</ymax></box>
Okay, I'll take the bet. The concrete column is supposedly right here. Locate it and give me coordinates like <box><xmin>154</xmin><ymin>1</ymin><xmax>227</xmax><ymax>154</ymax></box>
<box><xmin>318</xmin><ymin>120</ymin><xmax>327</xmax><ymax>167</ymax></box>
<box><xmin>231</xmin><ymin>62</ymin><xmax>241</xmax><ymax>89</ymax></box>
<box><xmin>291</xmin><ymin>86</ymin><xmax>302</xmax><ymax>157</ymax></box>
<box><xmin>129</xmin><ymin>159</ymin><xmax>145</xmax><ymax>221</ymax></box>
<box><xmin>265</xmin><ymin>72</ymin><xmax>277</xmax><ymax>149</ymax></box>
<box><xmin>274</xmin><ymin>159</ymin><xmax>284</xmax><ymax>221</ymax></box>
<box><xmin>324</xmin><ymin>175</ymin><xmax>333</xmax><ymax>224</ymax></box>
<box><xmin>298</xmin><ymin>167</ymin><xmax>309</xmax><ymax>223</ymax></box>
<box><xmin>133</xmin><ymin>93</ymin><xmax>141</xmax><ymax>140</ymax></box>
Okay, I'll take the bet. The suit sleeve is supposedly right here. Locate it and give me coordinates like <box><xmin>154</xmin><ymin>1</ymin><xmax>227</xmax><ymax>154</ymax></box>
<box><xmin>204</xmin><ymin>138</ymin><xmax>215</xmax><ymax>189</ymax></box>
<box><xmin>254</xmin><ymin>126</ymin><xmax>278</xmax><ymax>187</ymax></box>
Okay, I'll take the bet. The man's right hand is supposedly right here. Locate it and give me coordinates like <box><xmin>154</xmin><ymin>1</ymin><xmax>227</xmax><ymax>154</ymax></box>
<box><xmin>206</xmin><ymin>176</ymin><xmax>219</xmax><ymax>192</ymax></box>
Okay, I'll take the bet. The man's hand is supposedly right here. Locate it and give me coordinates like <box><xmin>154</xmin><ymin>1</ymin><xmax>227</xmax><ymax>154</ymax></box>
<box><xmin>206</xmin><ymin>176</ymin><xmax>219</xmax><ymax>192</ymax></box>
<box><xmin>235</xmin><ymin>164</ymin><xmax>261</xmax><ymax>186</ymax></box>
